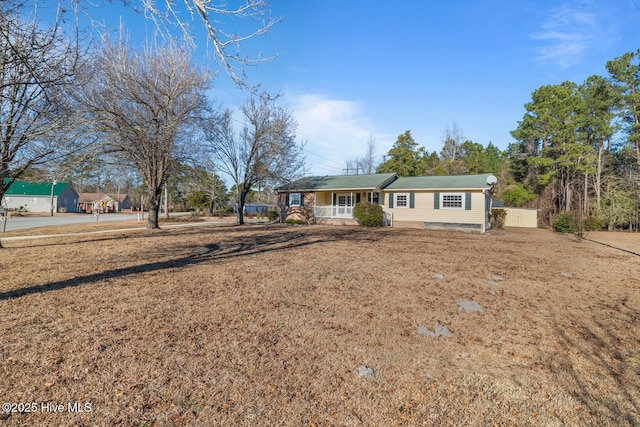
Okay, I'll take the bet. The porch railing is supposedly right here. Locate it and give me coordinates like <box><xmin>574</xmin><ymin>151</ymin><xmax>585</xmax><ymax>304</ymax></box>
<box><xmin>314</xmin><ymin>204</ymin><xmax>393</xmax><ymax>225</ymax></box>
<box><xmin>383</xmin><ymin>210</ymin><xmax>393</xmax><ymax>226</ymax></box>
<box><xmin>314</xmin><ymin>205</ymin><xmax>354</xmax><ymax>219</ymax></box>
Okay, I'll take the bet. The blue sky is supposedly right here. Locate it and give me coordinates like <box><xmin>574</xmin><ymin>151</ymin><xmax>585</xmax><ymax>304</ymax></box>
<box><xmin>49</xmin><ymin>1</ymin><xmax>640</xmax><ymax>176</ymax></box>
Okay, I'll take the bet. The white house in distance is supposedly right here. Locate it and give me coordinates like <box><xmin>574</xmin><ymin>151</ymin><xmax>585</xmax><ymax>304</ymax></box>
<box><xmin>78</xmin><ymin>193</ymin><xmax>131</xmax><ymax>213</ymax></box>
<box><xmin>277</xmin><ymin>173</ymin><xmax>497</xmax><ymax>233</ymax></box>
<box><xmin>1</xmin><ymin>179</ymin><xmax>79</xmax><ymax>213</ymax></box>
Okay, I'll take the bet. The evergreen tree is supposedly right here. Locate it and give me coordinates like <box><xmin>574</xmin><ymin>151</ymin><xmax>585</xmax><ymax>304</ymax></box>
<box><xmin>376</xmin><ymin>130</ymin><xmax>426</xmax><ymax>176</ymax></box>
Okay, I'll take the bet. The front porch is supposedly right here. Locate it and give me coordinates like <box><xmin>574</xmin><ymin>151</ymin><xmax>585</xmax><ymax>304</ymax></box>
<box><xmin>313</xmin><ymin>191</ymin><xmax>378</xmax><ymax>220</ymax></box>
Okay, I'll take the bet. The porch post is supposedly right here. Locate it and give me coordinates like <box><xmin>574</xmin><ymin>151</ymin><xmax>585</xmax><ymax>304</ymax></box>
<box><xmin>350</xmin><ymin>191</ymin><xmax>353</xmax><ymax>217</ymax></box>
<box><xmin>331</xmin><ymin>192</ymin><xmax>334</xmax><ymax>218</ymax></box>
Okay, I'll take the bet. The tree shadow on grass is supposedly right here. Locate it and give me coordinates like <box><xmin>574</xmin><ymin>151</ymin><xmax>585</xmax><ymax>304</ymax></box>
<box><xmin>0</xmin><ymin>222</ymin><xmax>237</xmax><ymax>249</ymax></box>
<box><xmin>0</xmin><ymin>226</ymin><xmax>383</xmax><ymax>301</ymax></box>
<box><xmin>549</xmin><ymin>298</ymin><xmax>640</xmax><ymax>426</ymax></box>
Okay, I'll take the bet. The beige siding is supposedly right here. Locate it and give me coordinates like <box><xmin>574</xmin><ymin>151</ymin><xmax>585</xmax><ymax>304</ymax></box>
<box><xmin>382</xmin><ymin>191</ymin><xmax>486</xmax><ymax>226</ymax></box>
<box><xmin>315</xmin><ymin>191</ymin><xmax>330</xmax><ymax>206</ymax></box>
<box><xmin>503</xmin><ymin>207</ymin><xmax>538</xmax><ymax>228</ymax></box>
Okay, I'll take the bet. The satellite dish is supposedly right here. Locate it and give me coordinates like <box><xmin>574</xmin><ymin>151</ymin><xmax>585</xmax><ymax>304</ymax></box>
<box><xmin>486</xmin><ymin>175</ymin><xmax>497</xmax><ymax>186</ymax></box>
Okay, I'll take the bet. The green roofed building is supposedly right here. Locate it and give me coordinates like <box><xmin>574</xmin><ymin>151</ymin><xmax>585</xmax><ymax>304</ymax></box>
<box><xmin>277</xmin><ymin>173</ymin><xmax>497</xmax><ymax>233</ymax></box>
<box><xmin>2</xmin><ymin>179</ymin><xmax>79</xmax><ymax>213</ymax></box>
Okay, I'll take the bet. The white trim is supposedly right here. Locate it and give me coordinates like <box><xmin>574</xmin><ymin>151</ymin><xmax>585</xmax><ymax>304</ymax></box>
<box><xmin>440</xmin><ymin>193</ymin><xmax>464</xmax><ymax>209</ymax></box>
<box><xmin>290</xmin><ymin>192</ymin><xmax>302</xmax><ymax>206</ymax></box>
<box><xmin>482</xmin><ymin>188</ymin><xmax>486</xmax><ymax>233</ymax></box>
<box><xmin>394</xmin><ymin>192</ymin><xmax>410</xmax><ymax>208</ymax></box>
<box><xmin>387</xmin><ymin>187</ymin><xmax>484</xmax><ymax>192</ymax></box>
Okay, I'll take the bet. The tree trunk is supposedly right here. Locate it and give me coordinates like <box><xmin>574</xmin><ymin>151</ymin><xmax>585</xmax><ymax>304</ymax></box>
<box><xmin>595</xmin><ymin>142</ymin><xmax>603</xmax><ymax>211</ymax></box>
<box><xmin>147</xmin><ymin>190</ymin><xmax>162</xmax><ymax>229</ymax></box>
<box><xmin>562</xmin><ymin>168</ymin><xmax>572</xmax><ymax>212</ymax></box>
<box><xmin>164</xmin><ymin>184</ymin><xmax>170</xmax><ymax>219</ymax></box>
<box><xmin>583</xmin><ymin>172</ymin><xmax>589</xmax><ymax>218</ymax></box>
<box><xmin>237</xmin><ymin>189</ymin><xmax>247</xmax><ymax>225</ymax></box>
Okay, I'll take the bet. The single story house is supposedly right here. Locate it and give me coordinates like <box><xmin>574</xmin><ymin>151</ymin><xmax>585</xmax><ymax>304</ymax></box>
<box><xmin>78</xmin><ymin>193</ymin><xmax>131</xmax><ymax>213</ymax></box>
<box><xmin>277</xmin><ymin>173</ymin><xmax>497</xmax><ymax>233</ymax></box>
<box><xmin>1</xmin><ymin>179</ymin><xmax>79</xmax><ymax>213</ymax></box>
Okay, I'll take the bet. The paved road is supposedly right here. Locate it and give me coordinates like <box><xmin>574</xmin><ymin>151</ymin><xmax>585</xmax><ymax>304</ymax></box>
<box><xmin>1</xmin><ymin>213</ymin><xmax>155</xmax><ymax>232</ymax></box>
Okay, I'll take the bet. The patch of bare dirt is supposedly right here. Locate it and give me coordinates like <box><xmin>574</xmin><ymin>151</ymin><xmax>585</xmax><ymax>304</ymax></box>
<box><xmin>0</xmin><ymin>225</ymin><xmax>638</xmax><ymax>426</ymax></box>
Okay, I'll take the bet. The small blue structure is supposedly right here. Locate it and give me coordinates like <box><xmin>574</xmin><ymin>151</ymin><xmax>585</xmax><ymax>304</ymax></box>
<box><xmin>243</xmin><ymin>203</ymin><xmax>270</xmax><ymax>216</ymax></box>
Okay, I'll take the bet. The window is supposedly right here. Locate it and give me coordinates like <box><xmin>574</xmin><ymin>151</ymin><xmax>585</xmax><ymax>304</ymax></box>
<box><xmin>289</xmin><ymin>192</ymin><xmax>302</xmax><ymax>206</ymax></box>
<box><xmin>394</xmin><ymin>193</ymin><xmax>409</xmax><ymax>208</ymax></box>
<box><xmin>441</xmin><ymin>193</ymin><xmax>463</xmax><ymax>209</ymax></box>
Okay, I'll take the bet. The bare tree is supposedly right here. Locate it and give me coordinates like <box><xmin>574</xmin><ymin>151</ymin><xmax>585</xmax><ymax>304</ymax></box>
<box><xmin>204</xmin><ymin>93</ymin><xmax>305</xmax><ymax>225</ymax></box>
<box><xmin>346</xmin><ymin>136</ymin><xmax>379</xmax><ymax>174</ymax></box>
<box><xmin>74</xmin><ymin>39</ymin><xmax>210</xmax><ymax>229</ymax></box>
<box><xmin>0</xmin><ymin>6</ymin><xmax>80</xmax><ymax>247</ymax></box>
<box><xmin>440</xmin><ymin>122</ymin><xmax>465</xmax><ymax>162</ymax></box>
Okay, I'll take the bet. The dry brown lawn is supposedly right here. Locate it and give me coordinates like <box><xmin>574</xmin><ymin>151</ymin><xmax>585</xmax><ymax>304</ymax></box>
<box><xmin>0</xmin><ymin>223</ymin><xmax>638</xmax><ymax>426</ymax></box>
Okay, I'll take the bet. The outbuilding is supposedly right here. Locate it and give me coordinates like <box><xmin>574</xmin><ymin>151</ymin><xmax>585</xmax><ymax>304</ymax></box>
<box><xmin>1</xmin><ymin>179</ymin><xmax>79</xmax><ymax>213</ymax></box>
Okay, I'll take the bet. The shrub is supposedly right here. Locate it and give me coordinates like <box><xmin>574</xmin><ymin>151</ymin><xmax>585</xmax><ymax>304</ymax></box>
<box><xmin>285</xmin><ymin>218</ymin><xmax>305</xmax><ymax>225</ymax></box>
<box><xmin>353</xmin><ymin>201</ymin><xmax>384</xmax><ymax>227</ymax></box>
<box><xmin>502</xmin><ymin>184</ymin><xmax>535</xmax><ymax>207</ymax></box>
<box><xmin>266</xmin><ymin>210</ymin><xmax>279</xmax><ymax>222</ymax></box>
<box><xmin>584</xmin><ymin>215</ymin><xmax>604</xmax><ymax>231</ymax></box>
<box><xmin>490</xmin><ymin>208</ymin><xmax>507</xmax><ymax>229</ymax></box>
<box><xmin>186</xmin><ymin>190</ymin><xmax>210</xmax><ymax>214</ymax></box>
<box><xmin>552</xmin><ymin>211</ymin><xmax>577</xmax><ymax>233</ymax></box>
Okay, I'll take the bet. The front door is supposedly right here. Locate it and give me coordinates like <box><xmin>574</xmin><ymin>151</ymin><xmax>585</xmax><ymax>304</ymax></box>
<box><xmin>337</xmin><ymin>194</ymin><xmax>353</xmax><ymax>216</ymax></box>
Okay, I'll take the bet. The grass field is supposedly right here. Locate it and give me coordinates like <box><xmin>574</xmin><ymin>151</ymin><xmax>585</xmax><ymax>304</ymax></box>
<box><xmin>0</xmin><ymin>223</ymin><xmax>638</xmax><ymax>426</ymax></box>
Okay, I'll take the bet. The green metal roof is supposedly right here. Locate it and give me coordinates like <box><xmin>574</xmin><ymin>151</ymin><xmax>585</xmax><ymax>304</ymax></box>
<box><xmin>4</xmin><ymin>179</ymin><xmax>71</xmax><ymax>196</ymax></box>
<box><xmin>385</xmin><ymin>173</ymin><xmax>496</xmax><ymax>190</ymax></box>
<box><xmin>279</xmin><ymin>173</ymin><xmax>398</xmax><ymax>191</ymax></box>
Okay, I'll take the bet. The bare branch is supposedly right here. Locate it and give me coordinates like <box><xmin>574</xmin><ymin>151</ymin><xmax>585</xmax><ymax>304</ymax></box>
<box><xmin>117</xmin><ymin>0</ymin><xmax>279</xmax><ymax>88</ymax></box>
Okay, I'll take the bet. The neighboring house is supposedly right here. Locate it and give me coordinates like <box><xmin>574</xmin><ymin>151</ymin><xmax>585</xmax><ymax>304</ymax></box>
<box><xmin>1</xmin><ymin>179</ymin><xmax>79</xmax><ymax>213</ymax></box>
<box><xmin>277</xmin><ymin>173</ymin><xmax>497</xmax><ymax>233</ymax></box>
<box><xmin>78</xmin><ymin>193</ymin><xmax>131</xmax><ymax>213</ymax></box>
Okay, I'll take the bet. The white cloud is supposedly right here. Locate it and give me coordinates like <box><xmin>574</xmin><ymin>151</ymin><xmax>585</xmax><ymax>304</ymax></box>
<box><xmin>285</xmin><ymin>93</ymin><xmax>379</xmax><ymax>175</ymax></box>
<box><xmin>532</xmin><ymin>3</ymin><xmax>598</xmax><ymax>68</ymax></box>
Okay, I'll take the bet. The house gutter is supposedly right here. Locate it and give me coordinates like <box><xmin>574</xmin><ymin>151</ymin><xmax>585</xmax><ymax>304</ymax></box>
<box><xmin>382</xmin><ymin>187</ymin><xmax>487</xmax><ymax>192</ymax></box>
